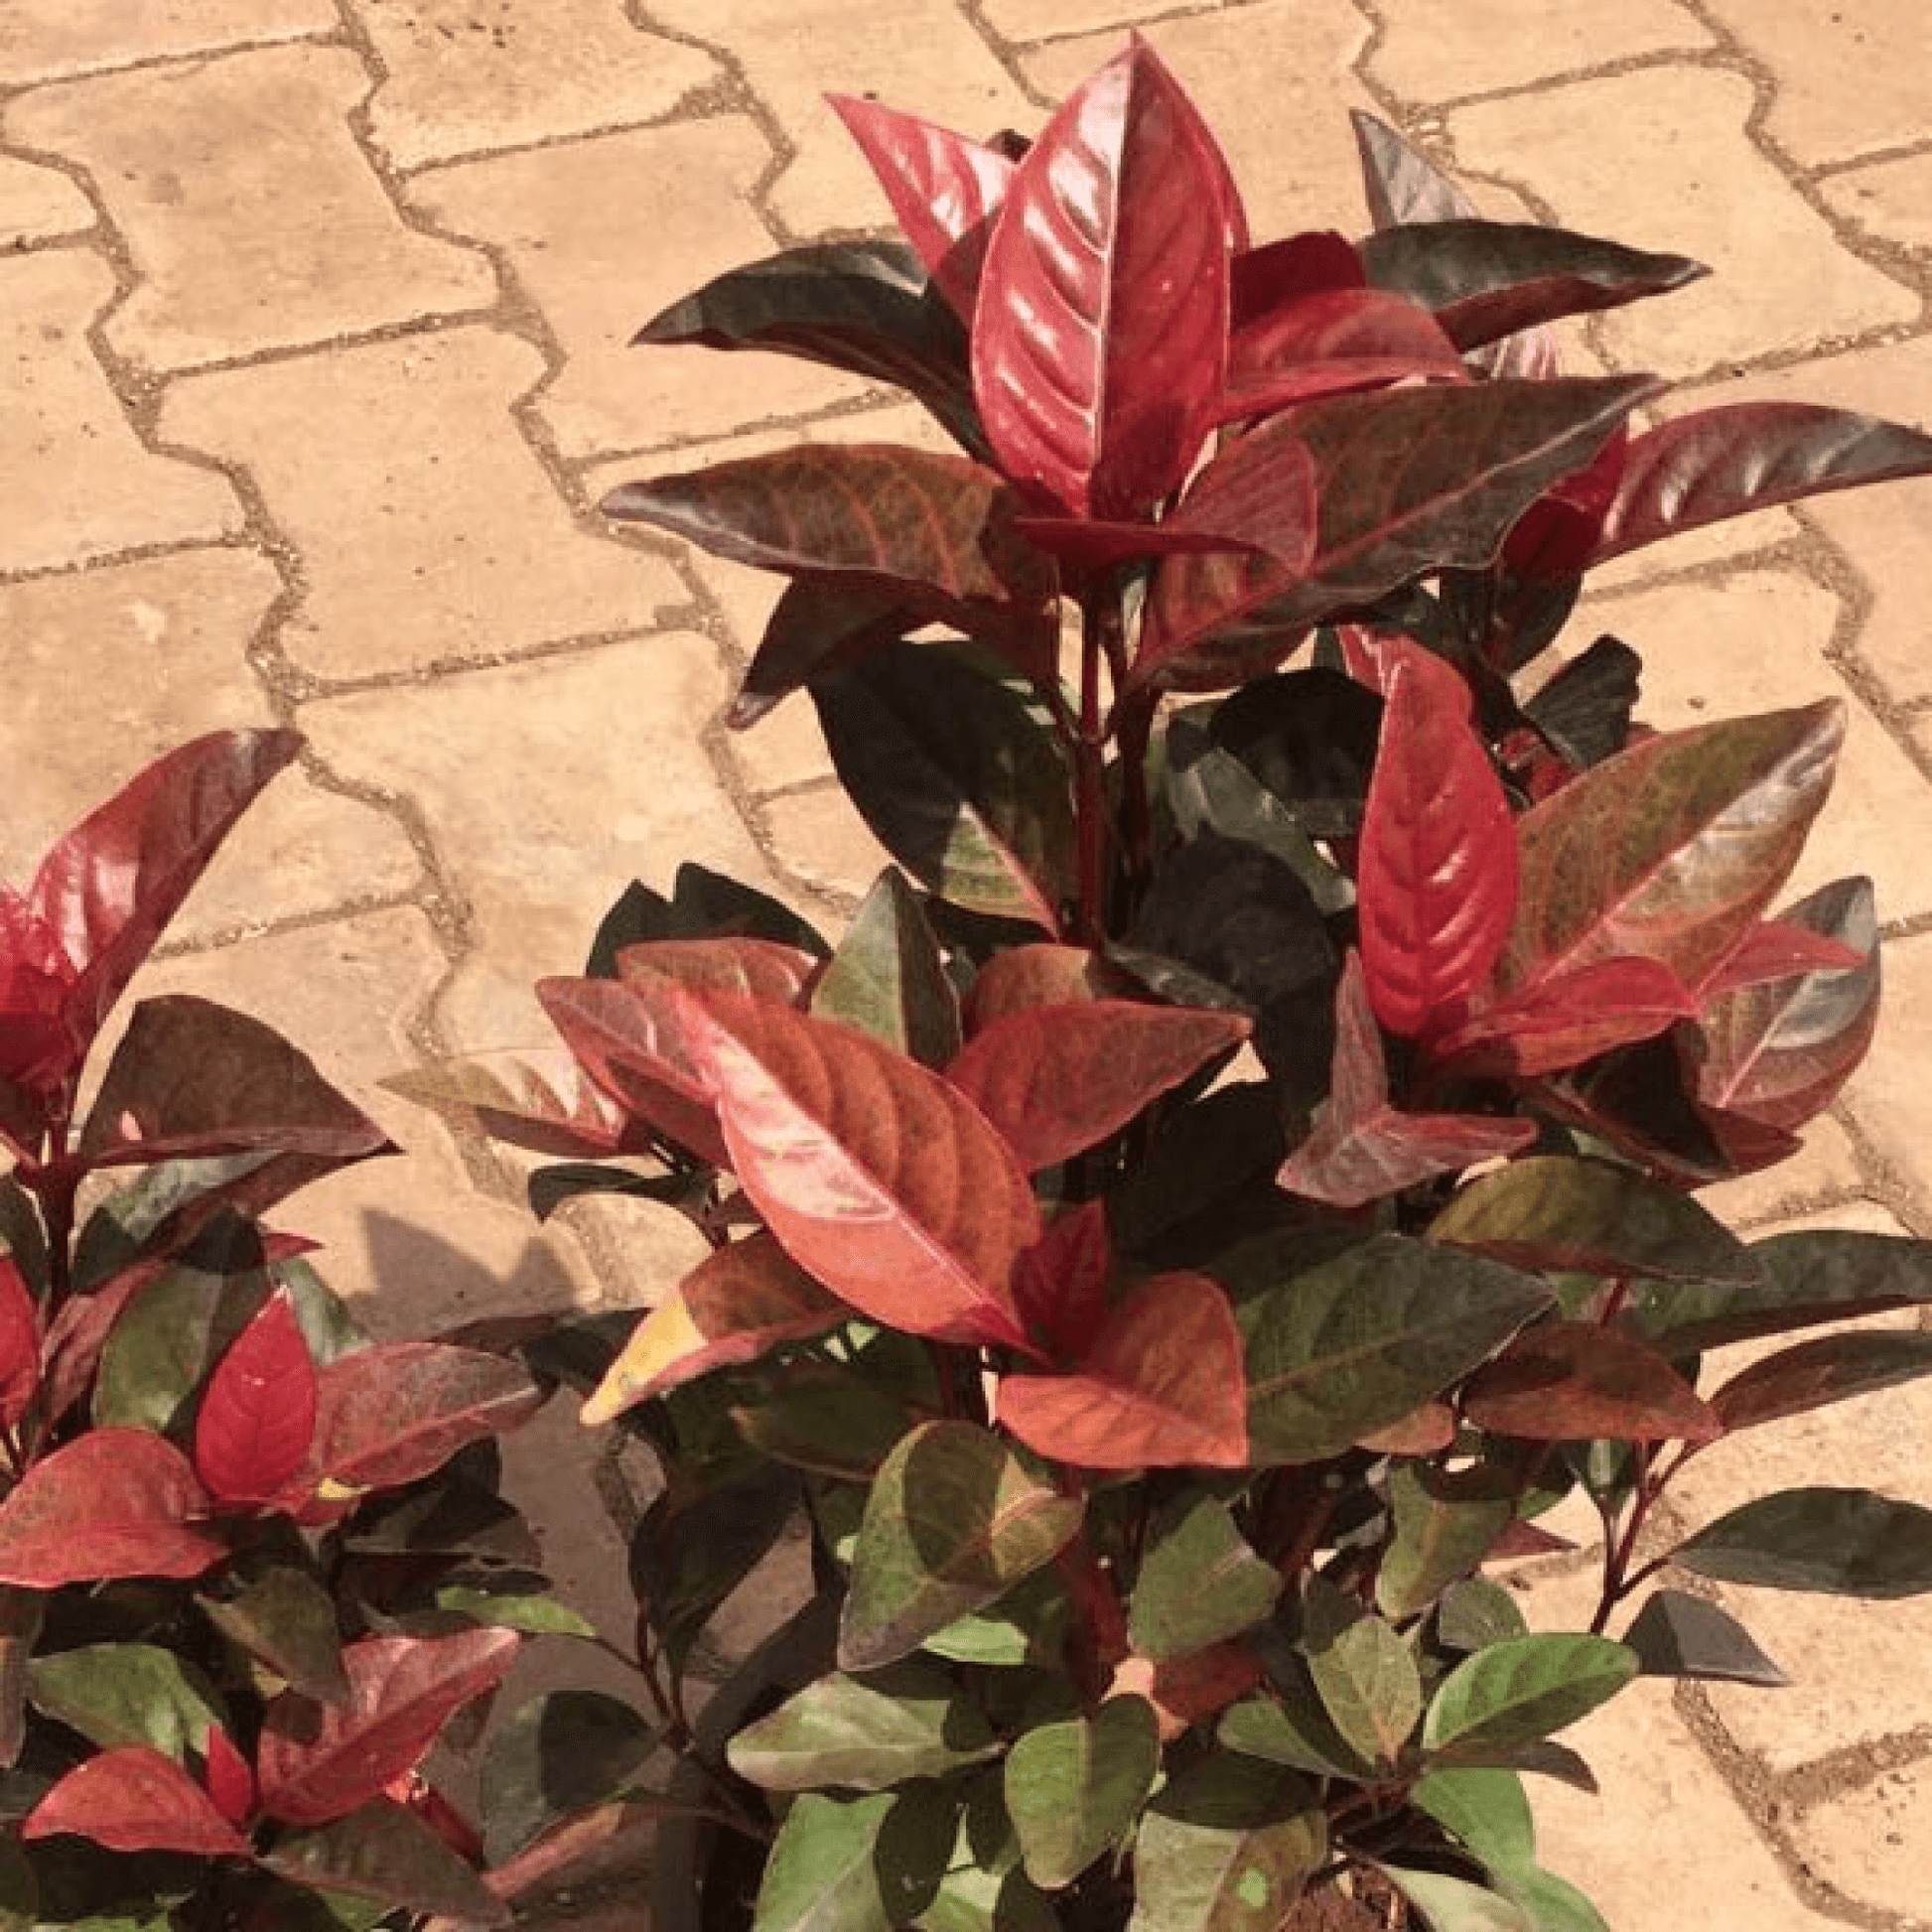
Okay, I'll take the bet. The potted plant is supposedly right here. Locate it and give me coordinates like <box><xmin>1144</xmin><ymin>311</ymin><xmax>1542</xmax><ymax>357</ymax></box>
<box><xmin>392</xmin><ymin>35</ymin><xmax>1932</xmax><ymax>1932</ymax></box>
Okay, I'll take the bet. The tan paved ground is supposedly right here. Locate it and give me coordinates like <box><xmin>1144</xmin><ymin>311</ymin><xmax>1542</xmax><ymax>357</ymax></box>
<box><xmin>4</xmin><ymin>2</ymin><xmax>1932</xmax><ymax>1925</ymax></box>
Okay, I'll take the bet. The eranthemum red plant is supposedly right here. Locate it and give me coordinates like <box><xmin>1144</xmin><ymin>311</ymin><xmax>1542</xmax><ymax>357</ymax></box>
<box><xmin>396</xmin><ymin>35</ymin><xmax>1932</xmax><ymax>1932</ymax></box>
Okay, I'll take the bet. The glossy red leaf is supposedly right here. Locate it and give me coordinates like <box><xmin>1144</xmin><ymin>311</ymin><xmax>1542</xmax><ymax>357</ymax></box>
<box><xmin>312</xmin><ymin>1343</ymin><xmax>545</xmax><ymax>1492</ymax></box>
<box><xmin>1015</xmin><ymin>1199</ymin><xmax>1114</xmax><ymax>1362</ymax></box>
<box><xmin>0</xmin><ymin>1430</ymin><xmax>222</xmax><ymax>1587</ymax></box>
<box><xmin>947</xmin><ymin>1001</ymin><xmax>1249</xmax><ymax>1173</ymax></box>
<box><xmin>205</xmin><ymin>1724</ymin><xmax>256</xmax><ymax>1829</ymax></box>
<box><xmin>1231</xmin><ymin>231</ymin><xmax>1365</xmax><ymax>324</ymax></box>
<box><xmin>997</xmin><ymin>1271</ymin><xmax>1247</xmax><ymax>1469</ymax></box>
<box><xmin>963</xmin><ymin>945</ymin><xmax>1136</xmax><ymax>1031</ymax></box>
<box><xmin>1501</xmin><ymin>703</ymin><xmax>1846</xmax><ymax>997</ymax></box>
<box><xmin>1587</xmin><ymin>404</ymin><xmax>1932</xmax><ymax>568</ymax></box>
<box><xmin>1220</xmin><ymin>287</ymin><xmax>1465</xmax><ymax>425</ymax></box>
<box><xmin>1358</xmin><ymin>663</ymin><xmax>1517</xmax><ymax>1038</ymax></box>
<box><xmin>381</xmin><ymin>1048</ymin><xmax>638</xmax><ymax>1159</ymax></box>
<box><xmin>829</xmin><ymin>96</ymin><xmax>1014</xmax><ymax>316</ymax></box>
<box><xmin>1462</xmin><ymin>1321</ymin><xmax>1721</xmax><ymax>1445</ymax></box>
<box><xmin>1154</xmin><ymin>423</ymin><xmax>1318</xmax><ymax>579</ymax></box>
<box><xmin>24</xmin><ymin>1744</ymin><xmax>251</xmax><ymax>1856</ymax></box>
<box><xmin>32</xmin><ymin>730</ymin><xmax>303</xmax><ymax>1061</ymax></box>
<box><xmin>683</xmin><ymin>986</ymin><xmax>1040</xmax><ymax>1349</ymax></box>
<box><xmin>1432</xmin><ymin>955</ymin><xmax>1697</xmax><ymax>1077</ymax></box>
<box><xmin>1695</xmin><ymin>917</ymin><xmax>1864</xmax><ymax>1001</ymax></box>
<box><xmin>1278</xmin><ymin>954</ymin><xmax>1535</xmax><ymax>1209</ymax></box>
<box><xmin>258</xmin><ymin>1628</ymin><xmax>521</xmax><ymax>1827</ymax></box>
<box><xmin>972</xmin><ymin>39</ymin><xmax>1230</xmax><ymax>518</ymax></box>
<box><xmin>0</xmin><ymin>1257</ymin><xmax>37</xmax><ymax>1430</ymax></box>
<box><xmin>580</xmin><ymin>1232</ymin><xmax>845</xmax><ymax>1426</ymax></box>
<box><xmin>1336</xmin><ymin>627</ymin><xmax>1472</xmax><ymax>716</ymax></box>
<box><xmin>194</xmin><ymin>1288</ymin><xmax>318</xmax><ymax>1507</ymax></box>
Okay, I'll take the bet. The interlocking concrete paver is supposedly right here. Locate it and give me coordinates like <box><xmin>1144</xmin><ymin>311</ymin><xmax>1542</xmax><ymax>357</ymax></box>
<box><xmin>0</xmin><ymin>550</ymin><xmax>417</xmax><ymax>941</ymax></box>
<box><xmin>0</xmin><ymin>154</ymin><xmax>91</xmax><ymax>246</ymax></box>
<box><xmin>1448</xmin><ymin>67</ymin><xmax>1917</xmax><ymax>375</ymax></box>
<box><xmin>1022</xmin><ymin>3</ymin><xmax>1376</xmax><ymax>240</ymax></box>
<box><xmin>411</xmin><ymin>120</ymin><xmax>863</xmax><ymax>459</ymax></box>
<box><xmin>0</xmin><ymin>251</ymin><xmax>243</xmax><ymax>575</ymax></box>
<box><xmin>978</xmin><ymin>0</ymin><xmax>1219</xmax><ymax>42</ymax></box>
<box><xmin>649</xmin><ymin>0</ymin><xmax>1031</xmax><ymax>240</ymax></box>
<box><xmin>159</xmin><ymin>329</ymin><xmax>681</xmax><ymax>681</ymax></box>
<box><xmin>0</xmin><ymin>0</ymin><xmax>335</xmax><ymax>86</ymax></box>
<box><xmin>1794</xmin><ymin>1763</ymin><xmax>1932</xmax><ymax>1923</ymax></box>
<box><xmin>1366</xmin><ymin>0</ymin><xmax>1712</xmax><ymax>105</ymax></box>
<box><xmin>759</xmin><ymin>782</ymin><xmax>897</xmax><ymax>906</ymax></box>
<box><xmin>1844</xmin><ymin>930</ymin><xmax>1932</xmax><ymax>1213</ymax></box>
<box><xmin>1584</xmin><ymin>569</ymin><xmax>1932</xmax><ymax>925</ymax></box>
<box><xmin>346</xmin><ymin>0</ymin><xmax>722</xmax><ymax>172</ymax></box>
<box><xmin>6</xmin><ymin>48</ymin><xmax>494</xmax><ymax>373</ymax></box>
<box><xmin>1695</xmin><ymin>1116</ymin><xmax>1865</xmax><ymax>1231</ymax></box>
<box><xmin>1818</xmin><ymin>150</ymin><xmax>1932</xmax><ymax>257</ymax></box>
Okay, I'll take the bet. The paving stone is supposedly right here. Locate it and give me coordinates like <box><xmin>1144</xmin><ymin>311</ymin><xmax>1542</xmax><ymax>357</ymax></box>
<box><xmin>0</xmin><ymin>154</ymin><xmax>91</xmax><ymax>246</ymax></box>
<box><xmin>411</xmin><ymin>119</ymin><xmax>863</xmax><ymax>460</ymax></box>
<box><xmin>1447</xmin><ymin>67</ymin><xmax>1917</xmax><ymax>375</ymax></box>
<box><xmin>0</xmin><ymin>251</ymin><xmax>242</xmax><ymax>575</ymax></box>
<box><xmin>1022</xmin><ymin>2</ymin><xmax>1377</xmax><ymax>243</ymax></box>
<box><xmin>347</xmin><ymin>0</ymin><xmax>721</xmax><ymax>172</ymax></box>
<box><xmin>0</xmin><ymin>0</ymin><xmax>334</xmax><ymax>84</ymax></box>
<box><xmin>1818</xmin><ymin>150</ymin><xmax>1932</xmax><ymax>257</ymax></box>
<box><xmin>1582</xmin><ymin>568</ymin><xmax>1932</xmax><ymax>925</ymax></box>
<box><xmin>650</xmin><ymin>0</ymin><xmax>1031</xmax><ymax>240</ymax></box>
<box><xmin>0</xmin><ymin>548</ymin><xmax>419</xmax><ymax>940</ymax></box>
<box><xmin>1843</xmin><ymin>929</ymin><xmax>1932</xmax><ymax>1222</ymax></box>
<box><xmin>978</xmin><ymin>0</ymin><xmax>1214</xmax><ymax>40</ymax></box>
<box><xmin>1584</xmin><ymin>500</ymin><xmax>1804</xmax><ymax>589</ymax></box>
<box><xmin>1793</xmin><ymin>1759</ymin><xmax>1932</xmax><ymax>1924</ymax></box>
<box><xmin>1366</xmin><ymin>0</ymin><xmax>1712</xmax><ymax>104</ymax></box>
<box><xmin>1695</xmin><ymin>1115</ymin><xmax>1865</xmax><ymax>1231</ymax></box>
<box><xmin>159</xmin><ymin>328</ymin><xmax>681</xmax><ymax>681</ymax></box>
<box><xmin>761</xmin><ymin>781</ymin><xmax>896</xmax><ymax>905</ymax></box>
<box><xmin>297</xmin><ymin>631</ymin><xmax>775</xmax><ymax>1051</ymax></box>
<box><xmin>7</xmin><ymin>48</ymin><xmax>493</xmax><ymax>373</ymax></box>
<box><xmin>1702</xmin><ymin>0</ymin><xmax>1932</xmax><ymax>169</ymax></box>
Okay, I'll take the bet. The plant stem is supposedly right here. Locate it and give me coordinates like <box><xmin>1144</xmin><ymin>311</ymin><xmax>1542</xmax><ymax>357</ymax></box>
<box><xmin>1074</xmin><ymin>592</ymin><xmax>1111</xmax><ymax>945</ymax></box>
<box><xmin>1590</xmin><ymin>1443</ymin><xmax>1656</xmax><ymax>1634</ymax></box>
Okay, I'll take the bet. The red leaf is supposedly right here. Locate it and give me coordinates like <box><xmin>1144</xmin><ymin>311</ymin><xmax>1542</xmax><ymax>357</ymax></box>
<box><xmin>1355</xmin><ymin>1404</ymin><xmax>1457</xmax><ymax>1456</ymax></box>
<box><xmin>1433</xmin><ymin>955</ymin><xmax>1698</xmax><ymax>1077</ymax></box>
<box><xmin>258</xmin><ymin>1628</ymin><xmax>521</xmax><ymax>1827</ymax></box>
<box><xmin>25</xmin><ymin>1745</ymin><xmax>252</xmax><ymax>1856</ymax></box>
<box><xmin>1337</xmin><ymin>628</ymin><xmax>1473</xmax><ymax>716</ymax></box>
<box><xmin>973</xmin><ymin>39</ymin><xmax>1230</xmax><ymax>517</ymax></box>
<box><xmin>997</xmin><ymin>1272</ymin><xmax>1247</xmax><ymax>1468</ymax></box>
<box><xmin>1694</xmin><ymin>916</ymin><xmax>1865</xmax><ymax>1002</ymax></box>
<box><xmin>1219</xmin><ymin>287</ymin><xmax>1466</xmax><ymax>425</ymax></box>
<box><xmin>947</xmin><ymin>1001</ymin><xmax>1250</xmax><ymax>1172</ymax></box>
<box><xmin>617</xmin><ymin>936</ymin><xmax>820</xmax><ymax>1003</ymax></box>
<box><xmin>1157</xmin><ymin>424</ymin><xmax>1318</xmax><ymax>576</ymax></box>
<box><xmin>1015</xmin><ymin>1201</ymin><xmax>1113</xmax><ymax>1362</ymax></box>
<box><xmin>1278</xmin><ymin>955</ymin><xmax>1535</xmax><ymax>1209</ymax></box>
<box><xmin>1231</xmin><ymin>231</ymin><xmax>1365</xmax><ymax>324</ymax></box>
<box><xmin>194</xmin><ymin>1289</ymin><xmax>318</xmax><ymax>1506</ymax></box>
<box><xmin>580</xmin><ymin>1232</ymin><xmax>846</xmax><ymax>1425</ymax></box>
<box><xmin>312</xmin><ymin>1343</ymin><xmax>545</xmax><ymax>1492</ymax></box>
<box><xmin>32</xmin><ymin>730</ymin><xmax>303</xmax><ymax>1066</ymax></box>
<box><xmin>0</xmin><ymin>1257</ymin><xmax>38</xmax><ymax>1429</ymax></box>
<box><xmin>205</xmin><ymin>1725</ymin><xmax>256</xmax><ymax>1829</ymax></box>
<box><xmin>37</xmin><ymin>1257</ymin><xmax>166</xmax><ymax>1427</ymax></box>
<box><xmin>828</xmin><ymin>95</ymin><xmax>1015</xmax><ymax>316</ymax></box>
<box><xmin>1358</xmin><ymin>663</ymin><xmax>1517</xmax><ymax>1037</ymax></box>
<box><xmin>0</xmin><ymin>1430</ymin><xmax>222</xmax><ymax>1587</ymax></box>
<box><xmin>1462</xmin><ymin>1321</ymin><xmax>1721</xmax><ymax>1445</ymax></box>
<box><xmin>963</xmin><ymin>944</ymin><xmax>1137</xmax><ymax>1031</ymax></box>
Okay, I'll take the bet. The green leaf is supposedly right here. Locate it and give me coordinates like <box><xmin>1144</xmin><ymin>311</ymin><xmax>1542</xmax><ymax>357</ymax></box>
<box><xmin>1377</xmin><ymin>1461</ymin><xmax>1515</xmax><ymax>1621</ymax></box>
<box><xmin>732</xmin><ymin>1362</ymin><xmax>927</xmax><ymax>1480</ymax></box>
<box><xmin>1495</xmin><ymin>1863</ymin><xmax>1609</xmax><ymax>1932</ymax></box>
<box><xmin>91</xmin><ymin>1263</ymin><xmax>263</xmax><ymax>1433</ymax></box>
<box><xmin>1227</xmin><ymin>1234</ymin><xmax>1551</xmax><ymax>1464</ymax></box>
<box><xmin>433</xmin><ymin>1574</ymin><xmax>597</xmax><ymax>1639</ymax></box>
<box><xmin>1437</xmin><ymin>1580</ymin><xmax>1528</xmax><ymax>1653</ymax></box>
<box><xmin>1217</xmin><ymin>1687</ymin><xmax>1371</xmax><ymax>1782</ymax></box>
<box><xmin>262</xmin><ymin>1797</ymin><xmax>508</xmax><ymax>1925</ymax></box>
<box><xmin>839</xmin><ymin>1423</ymin><xmax>1083</xmax><ymax>1672</ymax></box>
<box><xmin>912</xmin><ymin>1773</ymin><xmax>1061</xmax><ymax>1932</ymax></box>
<box><xmin>1005</xmin><ymin>1696</ymin><xmax>1160</xmax><ymax>1890</ymax></box>
<box><xmin>1621</xmin><ymin>1589</ymin><xmax>1787</xmax><ymax>1687</ymax></box>
<box><xmin>923</xmin><ymin>1568</ymin><xmax>1070</xmax><ymax>1668</ymax></box>
<box><xmin>1127</xmin><ymin>1756</ymin><xmax>1325</xmax><ymax>1932</ymax></box>
<box><xmin>478</xmin><ymin>1689</ymin><xmax>657</xmax><ymax>1864</ymax></box>
<box><xmin>1671</xmin><ymin>1487</ymin><xmax>1932</xmax><ymax>1596</ymax></box>
<box><xmin>754</xmin><ymin>1787</ymin><xmax>958</xmax><ymax>1932</ymax></box>
<box><xmin>728</xmin><ymin>1662</ymin><xmax>999</xmax><ymax>1792</ymax></box>
<box><xmin>1423</xmin><ymin>1636</ymin><xmax>1637</xmax><ymax>1757</ymax></box>
<box><xmin>1377</xmin><ymin>1863</ymin><xmax>1533</xmax><ymax>1932</ymax></box>
<box><xmin>1412</xmin><ymin>1767</ymin><xmax>1536</xmax><ymax>1872</ymax></box>
<box><xmin>27</xmin><ymin>1644</ymin><xmax>226</xmax><ymax>1761</ymax></box>
<box><xmin>1301</xmin><ymin>1579</ymin><xmax>1422</xmax><ymax>1770</ymax></box>
<box><xmin>810</xmin><ymin>870</ymin><xmax>962</xmax><ymax>1066</ymax></box>
<box><xmin>1129</xmin><ymin>1498</ymin><xmax>1281</xmax><ymax>1662</ymax></box>
<box><xmin>202</xmin><ymin>1566</ymin><xmax>349</xmax><ymax>1705</ymax></box>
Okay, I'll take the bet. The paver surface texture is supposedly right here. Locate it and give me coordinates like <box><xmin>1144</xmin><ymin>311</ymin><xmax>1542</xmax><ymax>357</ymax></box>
<box><xmin>3</xmin><ymin>2</ymin><xmax>1932</xmax><ymax>1926</ymax></box>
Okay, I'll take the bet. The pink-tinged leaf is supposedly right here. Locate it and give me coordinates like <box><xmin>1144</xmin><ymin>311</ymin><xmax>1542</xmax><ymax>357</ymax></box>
<box><xmin>1278</xmin><ymin>955</ymin><xmax>1536</xmax><ymax>1209</ymax></box>
<box><xmin>947</xmin><ymin>1001</ymin><xmax>1250</xmax><ymax>1173</ymax></box>
<box><xmin>1588</xmin><ymin>404</ymin><xmax>1932</xmax><ymax>568</ymax></box>
<box><xmin>1358</xmin><ymin>664</ymin><xmax>1517</xmax><ymax>1038</ymax></box>
<box><xmin>1488</xmin><ymin>1518</ymin><xmax>1577</xmax><ymax>1560</ymax></box>
<box><xmin>0</xmin><ymin>1430</ymin><xmax>222</xmax><ymax>1587</ymax></box>
<box><xmin>1220</xmin><ymin>287</ymin><xmax>1466</xmax><ymax>426</ymax></box>
<box><xmin>0</xmin><ymin>1257</ymin><xmax>37</xmax><ymax>1429</ymax></box>
<box><xmin>33</xmin><ymin>730</ymin><xmax>303</xmax><ymax>1063</ymax></box>
<box><xmin>997</xmin><ymin>1272</ymin><xmax>1247</xmax><ymax>1469</ymax></box>
<box><xmin>1502</xmin><ymin>702</ymin><xmax>1847</xmax><ymax>996</ymax></box>
<box><xmin>1695</xmin><ymin>918</ymin><xmax>1865</xmax><ymax>1001</ymax></box>
<box><xmin>1336</xmin><ymin>628</ymin><xmax>1472</xmax><ymax>717</ymax></box>
<box><xmin>205</xmin><ymin>1724</ymin><xmax>256</xmax><ymax>1829</ymax></box>
<box><xmin>1355</xmin><ymin>1404</ymin><xmax>1457</xmax><ymax>1457</ymax></box>
<box><xmin>382</xmin><ymin>1048</ymin><xmax>639</xmax><ymax>1159</ymax></box>
<box><xmin>580</xmin><ymin>1232</ymin><xmax>845</xmax><ymax>1425</ymax></box>
<box><xmin>194</xmin><ymin>1289</ymin><xmax>318</xmax><ymax>1506</ymax></box>
<box><xmin>828</xmin><ymin>96</ymin><xmax>1015</xmax><ymax>316</ymax></box>
<box><xmin>1433</xmin><ymin>956</ymin><xmax>1698</xmax><ymax>1078</ymax></box>
<box><xmin>258</xmin><ymin>1628</ymin><xmax>521</xmax><ymax>1827</ymax></box>
<box><xmin>313</xmin><ymin>1343</ymin><xmax>545</xmax><ymax>1492</ymax></box>
<box><xmin>617</xmin><ymin>936</ymin><xmax>820</xmax><ymax>1004</ymax></box>
<box><xmin>972</xmin><ymin>39</ymin><xmax>1231</xmax><ymax>518</ymax></box>
<box><xmin>24</xmin><ymin>1744</ymin><xmax>251</xmax><ymax>1856</ymax></box>
<box><xmin>1015</xmin><ymin>1200</ymin><xmax>1114</xmax><ymax>1362</ymax></box>
<box><xmin>963</xmin><ymin>945</ymin><xmax>1138</xmax><ymax>1031</ymax></box>
<box><xmin>1462</xmin><ymin>1321</ymin><xmax>1721</xmax><ymax>1445</ymax></box>
<box><xmin>681</xmin><ymin>986</ymin><xmax>1040</xmax><ymax>1349</ymax></box>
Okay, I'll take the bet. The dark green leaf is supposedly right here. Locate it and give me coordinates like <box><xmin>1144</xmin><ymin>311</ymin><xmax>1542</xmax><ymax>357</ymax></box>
<box><xmin>1301</xmin><ymin>1579</ymin><xmax>1422</xmax><ymax>1770</ymax></box>
<box><xmin>27</xmin><ymin>1644</ymin><xmax>225</xmax><ymax>1761</ymax></box>
<box><xmin>433</xmin><ymin>1574</ymin><xmax>597</xmax><ymax>1638</ymax></box>
<box><xmin>1377</xmin><ymin>1461</ymin><xmax>1515</xmax><ymax>1621</ymax></box>
<box><xmin>922</xmin><ymin>1569</ymin><xmax>1070</xmax><ymax>1668</ymax></box>
<box><xmin>1129</xmin><ymin>1498</ymin><xmax>1281</xmax><ymax>1662</ymax></box>
<box><xmin>479</xmin><ymin>1689</ymin><xmax>657</xmax><ymax>1863</ymax></box>
<box><xmin>1218</xmin><ymin>1678</ymin><xmax>1372</xmax><ymax>1782</ymax></box>
<box><xmin>202</xmin><ymin>1566</ymin><xmax>349</xmax><ymax>1705</ymax></box>
<box><xmin>809</xmin><ymin>870</ymin><xmax>961</xmax><ymax>1065</ymax></box>
<box><xmin>1621</xmin><ymin>1588</ymin><xmax>1787</xmax><ymax>1686</ymax></box>
<box><xmin>1437</xmin><ymin>1580</ymin><xmax>1528</xmax><ymax>1653</ymax></box>
<box><xmin>911</xmin><ymin>1770</ymin><xmax>1061</xmax><ymax>1932</ymax></box>
<box><xmin>1207</xmin><ymin>668</ymin><xmax>1383</xmax><ymax>839</ymax></box>
<box><xmin>733</xmin><ymin>1363</ymin><xmax>928</xmax><ymax>1481</ymax></box>
<box><xmin>1423</xmin><ymin>1636</ymin><xmax>1637</xmax><ymax>1757</ymax></box>
<box><xmin>262</xmin><ymin>1798</ymin><xmax>507</xmax><ymax>1925</ymax></box>
<box><xmin>1671</xmin><ymin>1487</ymin><xmax>1932</xmax><ymax>1597</ymax></box>
<box><xmin>1006</xmin><ymin>1697</ymin><xmax>1160</xmax><ymax>1890</ymax></box>
<box><xmin>754</xmin><ymin>1787</ymin><xmax>958</xmax><ymax>1932</ymax></box>
<box><xmin>91</xmin><ymin>1262</ymin><xmax>263</xmax><ymax>1433</ymax></box>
